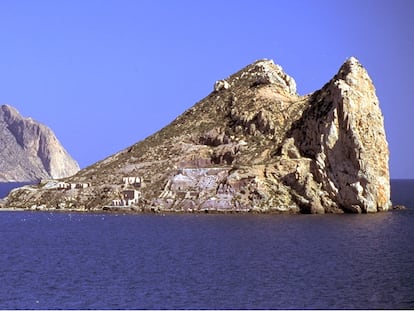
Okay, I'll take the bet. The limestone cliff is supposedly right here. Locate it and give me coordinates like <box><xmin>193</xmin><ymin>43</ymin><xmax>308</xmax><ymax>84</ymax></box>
<box><xmin>0</xmin><ymin>105</ymin><xmax>80</xmax><ymax>181</ymax></box>
<box><xmin>3</xmin><ymin>57</ymin><xmax>391</xmax><ymax>213</ymax></box>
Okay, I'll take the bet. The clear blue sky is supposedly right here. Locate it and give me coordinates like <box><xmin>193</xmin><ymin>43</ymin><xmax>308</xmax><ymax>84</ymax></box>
<box><xmin>0</xmin><ymin>0</ymin><xmax>413</xmax><ymax>178</ymax></box>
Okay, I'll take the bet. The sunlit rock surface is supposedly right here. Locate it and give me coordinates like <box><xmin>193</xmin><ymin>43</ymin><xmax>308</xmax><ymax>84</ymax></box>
<box><xmin>0</xmin><ymin>105</ymin><xmax>80</xmax><ymax>182</ymax></box>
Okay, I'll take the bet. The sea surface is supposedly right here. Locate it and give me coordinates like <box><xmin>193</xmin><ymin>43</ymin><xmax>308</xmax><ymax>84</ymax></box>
<box><xmin>0</xmin><ymin>180</ymin><xmax>413</xmax><ymax>309</ymax></box>
<box><xmin>0</xmin><ymin>182</ymin><xmax>34</xmax><ymax>199</ymax></box>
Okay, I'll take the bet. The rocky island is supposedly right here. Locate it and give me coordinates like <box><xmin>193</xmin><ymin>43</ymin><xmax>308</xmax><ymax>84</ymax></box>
<box><xmin>2</xmin><ymin>57</ymin><xmax>391</xmax><ymax>214</ymax></box>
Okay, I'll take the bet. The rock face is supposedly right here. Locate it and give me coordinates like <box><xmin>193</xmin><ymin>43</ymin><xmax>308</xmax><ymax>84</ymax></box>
<box><xmin>3</xmin><ymin>57</ymin><xmax>391</xmax><ymax>213</ymax></box>
<box><xmin>0</xmin><ymin>105</ymin><xmax>80</xmax><ymax>181</ymax></box>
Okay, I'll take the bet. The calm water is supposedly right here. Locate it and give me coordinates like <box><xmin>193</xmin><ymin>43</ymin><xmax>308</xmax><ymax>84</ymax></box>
<box><xmin>0</xmin><ymin>180</ymin><xmax>413</xmax><ymax>309</ymax></box>
<box><xmin>0</xmin><ymin>182</ymin><xmax>34</xmax><ymax>198</ymax></box>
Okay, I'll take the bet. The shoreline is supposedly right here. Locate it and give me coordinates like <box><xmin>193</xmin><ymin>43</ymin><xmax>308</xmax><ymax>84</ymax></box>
<box><xmin>0</xmin><ymin>205</ymin><xmax>407</xmax><ymax>215</ymax></box>
<box><xmin>0</xmin><ymin>207</ymin><xmax>27</xmax><ymax>212</ymax></box>
<box><xmin>0</xmin><ymin>207</ymin><xmax>293</xmax><ymax>215</ymax></box>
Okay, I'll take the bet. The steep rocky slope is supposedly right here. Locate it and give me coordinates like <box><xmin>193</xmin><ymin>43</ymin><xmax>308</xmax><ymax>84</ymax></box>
<box><xmin>0</xmin><ymin>105</ymin><xmax>80</xmax><ymax>181</ymax></box>
<box><xmin>3</xmin><ymin>57</ymin><xmax>391</xmax><ymax>213</ymax></box>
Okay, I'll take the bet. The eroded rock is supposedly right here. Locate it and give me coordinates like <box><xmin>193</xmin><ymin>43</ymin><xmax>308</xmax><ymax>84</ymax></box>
<box><xmin>0</xmin><ymin>105</ymin><xmax>80</xmax><ymax>181</ymax></box>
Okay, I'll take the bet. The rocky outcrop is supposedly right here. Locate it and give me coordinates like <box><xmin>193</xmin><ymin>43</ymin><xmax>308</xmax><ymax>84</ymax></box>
<box><xmin>0</xmin><ymin>105</ymin><xmax>80</xmax><ymax>181</ymax></box>
<box><xmin>282</xmin><ymin>58</ymin><xmax>390</xmax><ymax>213</ymax></box>
<box><xmin>3</xmin><ymin>58</ymin><xmax>391</xmax><ymax>213</ymax></box>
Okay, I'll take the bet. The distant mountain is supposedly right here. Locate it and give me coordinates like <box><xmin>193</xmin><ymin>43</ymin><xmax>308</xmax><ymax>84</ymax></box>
<box><xmin>0</xmin><ymin>105</ymin><xmax>79</xmax><ymax>182</ymax></box>
<box><xmin>4</xmin><ymin>57</ymin><xmax>391</xmax><ymax>213</ymax></box>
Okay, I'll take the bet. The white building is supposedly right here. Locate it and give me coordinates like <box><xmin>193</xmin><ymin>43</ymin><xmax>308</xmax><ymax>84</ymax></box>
<box><xmin>123</xmin><ymin>177</ymin><xmax>141</xmax><ymax>188</ymax></box>
<box><xmin>112</xmin><ymin>189</ymin><xmax>141</xmax><ymax>207</ymax></box>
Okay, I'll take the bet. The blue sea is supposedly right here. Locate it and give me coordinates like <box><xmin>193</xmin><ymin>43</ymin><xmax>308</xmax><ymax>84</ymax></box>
<box><xmin>0</xmin><ymin>182</ymin><xmax>34</xmax><ymax>199</ymax></box>
<box><xmin>0</xmin><ymin>180</ymin><xmax>413</xmax><ymax>309</ymax></box>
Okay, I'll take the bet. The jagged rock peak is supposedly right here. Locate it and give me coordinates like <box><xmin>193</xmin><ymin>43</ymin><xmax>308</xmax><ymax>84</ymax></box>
<box><xmin>334</xmin><ymin>57</ymin><xmax>374</xmax><ymax>89</ymax></box>
<box><xmin>2</xmin><ymin>104</ymin><xmax>24</xmax><ymax>121</ymax></box>
<box><xmin>0</xmin><ymin>104</ymin><xmax>80</xmax><ymax>181</ymax></box>
<box><xmin>2</xmin><ymin>104</ymin><xmax>17</xmax><ymax>114</ymax></box>
<box><xmin>339</xmin><ymin>56</ymin><xmax>363</xmax><ymax>74</ymax></box>
<box><xmin>287</xmin><ymin>56</ymin><xmax>390</xmax><ymax>213</ymax></box>
<box><xmin>214</xmin><ymin>59</ymin><xmax>297</xmax><ymax>95</ymax></box>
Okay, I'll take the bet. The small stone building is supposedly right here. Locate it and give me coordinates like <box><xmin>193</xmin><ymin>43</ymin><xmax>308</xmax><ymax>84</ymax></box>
<box><xmin>57</xmin><ymin>182</ymin><xmax>91</xmax><ymax>190</ymax></box>
<box><xmin>123</xmin><ymin>189</ymin><xmax>140</xmax><ymax>205</ymax></box>
<box><xmin>123</xmin><ymin>177</ymin><xmax>141</xmax><ymax>188</ymax></box>
<box><xmin>112</xmin><ymin>189</ymin><xmax>141</xmax><ymax>207</ymax></box>
<box><xmin>57</xmin><ymin>182</ymin><xmax>70</xmax><ymax>190</ymax></box>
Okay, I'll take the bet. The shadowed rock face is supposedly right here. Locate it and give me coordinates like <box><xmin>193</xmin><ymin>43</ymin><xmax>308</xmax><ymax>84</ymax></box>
<box><xmin>3</xmin><ymin>58</ymin><xmax>391</xmax><ymax>213</ymax></box>
<box><xmin>281</xmin><ymin>57</ymin><xmax>390</xmax><ymax>213</ymax></box>
<box><xmin>0</xmin><ymin>105</ymin><xmax>80</xmax><ymax>181</ymax></box>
